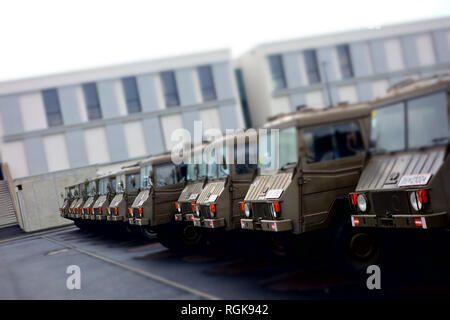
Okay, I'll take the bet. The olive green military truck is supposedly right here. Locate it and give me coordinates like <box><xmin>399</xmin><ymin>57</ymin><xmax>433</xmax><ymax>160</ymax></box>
<box><xmin>350</xmin><ymin>76</ymin><xmax>450</xmax><ymax>231</ymax></box>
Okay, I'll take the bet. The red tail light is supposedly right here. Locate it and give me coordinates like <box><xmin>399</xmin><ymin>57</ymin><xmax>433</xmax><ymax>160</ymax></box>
<box><xmin>76</xmin><ymin>208</ymin><xmax>79</xmax><ymax>213</ymax></box>
<box><xmin>210</xmin><ymin>204</ymin><xmax>216</xmax><ymax>213</ymax></box>
<box><xmin>99</xmin><ymin>207</ymin><xmax>102</xmax><ymax>213</ymax></box>
<box><xmin>107</xmin><ymin>208</ymin><xmax>110</xmax><ymax>214</ymax></box>
<box><xmin>128</xmin><ymin>208</ymin><xmax>132</xmax><ymax>215</ymax></box>
<box><xmin>273</xmin><ymin>202</ymin><xmax>280</xmax><ymax>213</ymax></box>
<box><xmin>175</xmin><ymin>202</ymin><xmax>178</xmax><ymax>210</ymax></box>
<box><xmin>240</xmin><ymin>203</ymin><xmax>245</xmax><ymax>212</ymax></box>
<box><xmin>418</xmin><ymin>190</ymin><xmax>428</xmax><ymax>204</ymax></box>
<box><xmin>114</xmin><ymin>207</ymin><xmax>118</xmax><ymax>214</ymax></box>
<box><xmin>350</xmin><ymin>194</ymin><xmax>358</xmax><ymax>205</ymax></box>
<box><xmin>139</xmin><ymin>207</ymin><xmax>143</xmax><ymax>216</ymax></box>
<box><xmin>192</xmin><ymin>204</ymin><xmax>197</xmax><ymax>212</ymax></box>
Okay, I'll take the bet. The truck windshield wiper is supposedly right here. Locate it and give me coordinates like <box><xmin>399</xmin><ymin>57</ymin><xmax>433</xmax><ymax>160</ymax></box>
<box><xmin>280</xmin><ymin>162</ymin><xmax>297</xmax><ymax>171</ymax></box>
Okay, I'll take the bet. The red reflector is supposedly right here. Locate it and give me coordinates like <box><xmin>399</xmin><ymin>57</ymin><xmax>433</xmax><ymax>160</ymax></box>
<box><xmin>273</xmin><ymin>202</ymin><xmax>280</xmax><ymax>213</ymax></box>
<box><xmin>139</xmin><ymin>207</ymin><xmax>143</xmax><ymax>216</ymax></box>
<box><xmin>209</xmin><ymin>221</ymin><xmax>214</xmax><ymax>228</ymax></box>
<box><xmin>191</xmin><ymin>215</ymin><xmax>194</xmax><ymax>221</ymax></box>
<box><xmin>175</xmin><ymin>202</ymin><xmax>178</xmax><ymax>209</ymax></box>
<box><xmin>414</xmin><ymin>218</ymin><xmax>423</xmax><ymax>226</ymax></box>
<box><xmin>271</xmin><ymin>223</ymin><xmax>277</xmax><ymax>231</ymax></box>
<box><xmin>418</xmin><ymin>190</ymin><xmax>428</xmax><ymax>204</ymax></box>
<box><xmin>354</xmin><ymin>218</ymin><xmax>360</xmax><ymax>226</ymax></box>
<box><xmin>241</xmin><ymin>221</ymin><xmax>246</xmax><ymax>228</ymax></box>
<box><xmin>240</xmin><ymin>203</ymin><xmax>245</xmax><ymax>212</ymax></box>
<box><xmin>175</xmin><ymin>215</ymin><xmax>179</xmax><ymax>221</ymax></box>
<box><xmin>210</xmin><ymin>204</ymin><xmax>216</xmax><ymax>213</ymax></box>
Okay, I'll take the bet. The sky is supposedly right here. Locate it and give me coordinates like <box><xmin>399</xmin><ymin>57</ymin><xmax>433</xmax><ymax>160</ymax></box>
<box><xmin>0</xmin><ymin>0</ymin><xmax>449</xmax><ymax>82</ymax></box>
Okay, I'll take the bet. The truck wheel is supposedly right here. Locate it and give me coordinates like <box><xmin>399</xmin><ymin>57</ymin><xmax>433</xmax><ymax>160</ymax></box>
<box><xmin>157</xmin><ymin>222</ymin><xmax>204</xmax><ymax>251</ymax></box>
<box><xmin>331</xmin><ymin>217</ymin><xmax>380</xmax><ymax>272</ymax></box>
<box><xmin>139</xmin><ymin>226</ymin><xmax>157</xmax><ymax>240</ymax></box>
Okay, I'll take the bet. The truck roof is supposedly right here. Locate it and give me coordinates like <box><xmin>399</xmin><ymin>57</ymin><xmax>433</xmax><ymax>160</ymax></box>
<box><xmin>263</xmin><ymin>102</ymin><xmax>370</xmax><ymax>130</ymax></box>
<box><xmin>372</xmin><ymin>74</ymin><xmax>450</xmax><ymax>107</ymax></box>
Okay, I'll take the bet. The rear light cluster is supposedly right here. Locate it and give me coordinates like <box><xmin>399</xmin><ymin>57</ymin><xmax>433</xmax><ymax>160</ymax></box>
<box><xmin>350</xmin><ymin>193</ymin><xmax>368</xmax><ymax>212</ymax></box>
<box><xmin>209</xmin><ymin>204</ymin><xmax>216</xmax><ymax>218</ymax></box>
<box><xmin>240</xmin><ymin>202</ymin><xmax>250</xmax><ymax>217</ymax></box>
<box><xmin>410</xmin><ymin>189</ymin><xmax>429</xmax><ymax>212</ymax></box>
<box><xmin>175</xmin><ymin>202</ymin><xmax>181</xmax><ymax>213</ymax></box>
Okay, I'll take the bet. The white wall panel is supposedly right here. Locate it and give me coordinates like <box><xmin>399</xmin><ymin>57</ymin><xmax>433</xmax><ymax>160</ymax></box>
<box><xmin>160</xmin><ymin>113</ymin><xmax>184</xmax><ymax>150</ymax></box>
<box><xmin>76</xmin><ymin>86</ymin><xmax>88</xmax><ymax>122</ymax></box>
<box><xmin>19</xmin><ymin>92</ymin><xmax>47</xmax><ymax>131</ymax></box>
<box><xmin>84</xmin><ymin>127</ymin><xmax>110</xmax><ymax>164</ymax></box>
<box><xmin>270</xmin><ymin>96</ymin><xmax>291</xmax><ymax>116</ymax></box>
<box><xmin>124</xmin><ymin>120</ymin><xmax>147</xmax><ymax>158</ymax></box>
<box><xmin>2</xmin><ymin>141</ymin><xmax>29</xmax><ymax>178</ymax></box>
<box><xmin>338</xmin><ymin>85</ymin><xmax>358</xmax><ymax>104</ymax></box>
<box><xmin>385</xmin><ymin>38</ymin><xmax>405</xmax><ymax>71</ymax></box>
<box><xmin>115</xmin><ymin>79</ymin><xmax>128</xmax><ymax>116</ymax></box>
<box><xmin>199</xmin><ymin>107</ymin><xmax>221</xmax><ymax>132</ymax></box>
<box><xmin>372</xmin><ymin>79</ymin><xmax>389</xmax><ymax>98</ymax></box>
<box><xmin>416</xmin><ymin>33</ymin><xmax>436</xmax><ymax>66</ymax></box>
<box><xmin>43</xmin><ymin>133</ymin><xmax>70</xmax><ymax>172</ymax></box>
<box><xmin>305</xmin><ymin>90</ymin><xmax>325</xmax><ymax>109</ymax></box>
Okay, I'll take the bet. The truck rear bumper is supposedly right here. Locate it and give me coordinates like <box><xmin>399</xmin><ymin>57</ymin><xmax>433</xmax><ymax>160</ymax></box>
<box><xmin>129</xmin><ymin>218</ymin><xmax>149</xmax><ymax>226</ymax></box>
<box><xmin>96</xmin><ymin>215</ymin><xmax>107</xmax><ymax>221</ymax></box>
<box><xmin>107</xmin><ymin>216</ymin><xmax>124</xmax><ymax>222</ymax></box>
<box><xmin>351</xmin><ymin>212</ymin><xmax>447</xmax><ymax>229</ymax></box>
<box><xmin>240</xmin><ymin>218</ymin><xmax>293</xmax><ymax>232</ymax></box>
<box><xmin>192</xmin><ymin>217</ymin><xmax>225</xmax><ymax>229</ymax></box>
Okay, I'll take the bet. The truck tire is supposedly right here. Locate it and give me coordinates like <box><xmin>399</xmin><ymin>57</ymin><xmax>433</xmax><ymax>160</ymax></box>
<box><xmin>74</xmin><ymin>220</ymin><xmax>87</xmax><ymax>230</ymax></box>
<box><xmin>331</xmin><ymin>216</ymin><xmax>380</xmax><ymax>273</ymax></box>
<box><xmin>157</xmin><ymin>222</ymin><xmax>204</xmax><ymax>251</ymax></box>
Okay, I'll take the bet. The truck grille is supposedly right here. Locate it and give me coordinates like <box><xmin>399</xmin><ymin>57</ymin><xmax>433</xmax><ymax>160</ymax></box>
<box><xmin>199</xmin><ymin>205</ymin><xmax>210</xmax><ymax>219</ymax></box>
<box><xmin>371</xmin><ymin>191</ymin><xmax>410</xmax><ymax>217</ymax></box>
<box><xmin>181</xmin><ymin>202</ymin><xmax>193</xmax><ymax>214</ymax></box>
<box><xmin>251</xmin><ymin>203</ymin><xmax>273</xmax><ymax>220</ymax></box>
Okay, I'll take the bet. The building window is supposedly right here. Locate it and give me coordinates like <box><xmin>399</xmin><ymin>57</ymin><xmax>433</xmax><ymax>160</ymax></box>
<box><xmin>337</xmin><ymin>44</ymin><xmax>354</xmax><ymax>79</ymax></box>
<box><xmin>82</xmin><ymin>83</ymin><xmax>102</xmax><ymax>120</ymax></box>
<box><xmin>122</xmin><ymin>76</ymin><xmax>141</xmax><ymax>113</ymax></box>
<box><xmin>197</xmin><ymin>65</ymin><xmax>217</xmax><ymax>101</ymax></box>
<box><xmin>42</xmin><ymin>89</ymin><xmax>63</xmax><ymax>127</ymax></box>
<box><xmin>160</xmin><ymin>71</ymin><xmax>180</xmax><ymax>107</ymax></box>
<box><xmin>268</xmin><ymin>55</ymin><xmax>286</xmax><ymax>90</ymax></box>
<box><xmin>303</xmin><ymin>49</ymin><xmax>321</xmax><ymax>84</ymax></box>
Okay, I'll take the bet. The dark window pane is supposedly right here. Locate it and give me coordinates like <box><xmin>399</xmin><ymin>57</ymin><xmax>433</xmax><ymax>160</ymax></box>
<box><xmin>198</xmin><ymin>65</ymin><xmax>216</xmax><ymax>101</ymax></box>
<box><xmin>122</xmin><ymin>76</ymin><xmax>141</xmax><ymax>113</ymax></box>
<box><xmin>303</xmin><ymin>50</ymin><xmax>321</xmax><ymax>84</ymax></box>
<box><xmin>304</xmin><ymin>121</ymin><xmax>364</xmax><ymax>163</ymax></box>
<box><xmin>160</xmin><ymin>71</ymin><xmax>179</xmax><ymax>107</ymax></box>
<box><xmin>337</xmin><ymin>44</ymin><xmax>354</xmax><ymax>79</ymax></box>
<box><xmin>268</xmin><ymin>55</ymin><xmax>286</xmax><ymax>90</ymax></box>
<box><xmin>82</xmin><ymin>83</ymin><xmax>102</xmax><ymax>120</ymax></box>
<box><xmin>42</xmin><ymin>89</ymin><xmax>63</xmax><ymax>127</ymax></box>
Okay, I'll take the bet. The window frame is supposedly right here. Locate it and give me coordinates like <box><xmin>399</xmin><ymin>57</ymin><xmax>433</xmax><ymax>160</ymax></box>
<box><xmin>336</xmin><ymin>44</ymin><xmax>354</xmax><ymax>79</ymax></box>
<box><xmin>82</xmin><ymin>83</ymin><xmax>103</xmax><ymax>120</ymax></box>
<box><xmin>160</xmin><ymin>71</ymin><xmax>180</xmax><ymax>107</ymax></box>
<box><xmin>197</xmin><ymin>65</ymin><xmax>217</xmax><ymax>102</ymax></box>
<box><xmin>268</xmin><ymin>54</ymin><xmax>287</xmax><ymax>90</ymax></box>
<box><xmin>122</xmin><ymin>76</ymin><xmax>142</xmax><ymax>114</ymax></box>
<box><xmin>42</xmin><ymin>88</ymin><xmax>64</xmax><ymax>127</ymax></box>
<box><xmin>303</xmin><ymin>49</ymin><xmax>321</xmax><ymax>84</ymax></box>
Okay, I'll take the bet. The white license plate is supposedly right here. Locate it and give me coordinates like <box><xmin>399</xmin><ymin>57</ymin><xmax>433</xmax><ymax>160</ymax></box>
<box><xmin>188</xmin><ymin>193</ymin><xmax>199</xmax><ymax>200</ymax></box>
<box><xmin>265</xmin><ymin>189</ymin><xmax>283</xmax><ymax>199</ymax></box>
<box><xmin>208</xmin><ymin>194</ymin><xmax>218</xmax><ymax>202</ymax></box>
<box><xmin>398</xmin><ymin>173</ymin><xmax>432</xmax><ymax>187</ymax></box>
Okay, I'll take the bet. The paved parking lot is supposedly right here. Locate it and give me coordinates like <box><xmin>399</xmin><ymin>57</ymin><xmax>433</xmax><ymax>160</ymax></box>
<box><xmin>0</xmin><ymin>225</ymin><xmax>449</xmax><ymax>300</ymax></box>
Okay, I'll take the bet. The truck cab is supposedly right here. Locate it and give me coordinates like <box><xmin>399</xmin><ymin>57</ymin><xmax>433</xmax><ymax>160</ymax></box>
<box><xmin>92</xmin><ymin>173</ymin><xmax>116</xmax><ymax>221</ymax></box>
<box><xmin>68</xmin><ymin>184</ymin><xmax>80</xmax><ymax>219</ymax></box>
<box><xmin>61</xmin><ymin>185</ymin><xmax>75</xmax><ymax>218</ymax></box>
<box><xmin>193</xmin><ymin>131</ymin><xmax>258</xmax><ymax>230</ymax></box>
<box><xmin>350</xmin><ymin>77</ymin><xmax>450</xmax><ymax>230</ymax></box>
<box><xmin>107</xmin><ymin>166</ymin><xmax>140</xmax><ymax>223</ymax></box>
<box><xmin>82</xmin><ymin>177</ymin><xmax>99</xmax><ymax>220</ymax></box>
<box><xmin>174</xmin><ymin>144</ymin><xmax>208</xmax><ymax>223</ymax></box>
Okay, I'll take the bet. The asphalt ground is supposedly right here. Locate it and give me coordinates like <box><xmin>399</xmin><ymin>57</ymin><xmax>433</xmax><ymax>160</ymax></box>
<box><xmin>0</xmin><ymin>224</ymin><xmax>449</xmax><ymax>300</ymax></box>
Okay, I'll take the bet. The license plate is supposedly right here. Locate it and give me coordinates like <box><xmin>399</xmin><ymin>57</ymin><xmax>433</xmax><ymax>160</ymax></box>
<box><xmin>398</xmin><ymin>173</ymin><xmax>432</xmax><ymax>187</ymax></box>
<box><xmin>208</xmin><ymin>194</ymin><xmax>218</xmax><ymax>202</ymax></box>
<box><xmin>188</xmin><ymin>193</ymin><xmax>199</xmax><ymax>200</ymax></box>
<box><xmin>265</xmin><ymin>189</ymin><xmax>283</xmax><ymax>199</ymax></box>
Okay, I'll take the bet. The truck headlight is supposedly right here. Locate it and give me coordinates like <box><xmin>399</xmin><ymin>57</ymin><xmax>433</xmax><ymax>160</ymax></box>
<box><xmin>357</xmin><ymin>194</ymin><xmax>368</xmax><ymax>212</ymax></box>
<box><xmin>244</xmin><ymin>203</ymin><xmax>251</xmax><ymax>218</ymax></box>
<box><xmin>410</xmin><ymin>190</ymin><xmax>428</xmax><ymax>211</ymax></box>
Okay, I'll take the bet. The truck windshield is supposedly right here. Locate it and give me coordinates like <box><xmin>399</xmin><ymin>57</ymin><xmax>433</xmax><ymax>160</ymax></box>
<box><xmin>98</xmin><ymin>177</ymin><xmax>109</xmax><ymax>195</ymax></box>
<box><xmin>371</xmin><ymin>91</ymin><xmax>449</xmax><ymax>154</ymax></box>
<box><xmin>79</xmin><ymin>183</ymin><xmax>86</xmax><ymax>197</ymax></box>
<box><xmin>140</xmin><ymin>165</ymin><xmax>153</xmax><ymax>189</ymax></box>
<box><xmin>258</xmin><ymin>126</ymin><xmax>298</xmax><ymax>172</ymax></box>
<box><xmin>87</xmin><ymin>181</ymin><xmax>97</xmax><ymax>197</ymax></box>
<box><xmin>115</xmin><ymin>174</ymin><xmax>126</xmax><ymax>193</ymax></box>
<box><xmin>127</xmin><ymin>173</ymin><xmax>140</xmax><ymax>192</ymax></box>
<box><xmin>155</xmin><ymin>164</ymin><xmax>186</xmax><ymax>187</ymax></box>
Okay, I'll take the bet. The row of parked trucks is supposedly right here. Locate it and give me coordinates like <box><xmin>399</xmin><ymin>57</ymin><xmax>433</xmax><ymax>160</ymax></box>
<box><xmin>60</xmin><ymin>76</ymin><xmax>449</xmax><ymax>268</ymax></box>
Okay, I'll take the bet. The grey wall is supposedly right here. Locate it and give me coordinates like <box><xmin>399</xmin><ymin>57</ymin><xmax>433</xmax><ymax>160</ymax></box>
<box><xmin>58</xmin><ymin>85</ymin><xmax>82</xmax><ymax>125</ymax></box>
<box><xmin>65</xmin><ymin>129</ymin><xmax>89</xmax><ymax>168</ymax></box>
<box><xmin>213</xmin><ymin>62</ymin><xmax>234</xmax><ymax>100</ymax></box>
<box><xmin>137</xmin><ymin>74</ymin><xmax>161</xmax><ymax>112</ymax></box>
<box><xmin>97</xmin><ymin>80</ymin><xmax>121</xmax><ymax>119</ymax></box>
<box><xmin>176</xmin><ymin>68</ymin><xmax>198</xmax><ymax>106</ymax></box>
<box><xmin>24</xmin><ymin>136</ymin><xmax>48</xmax><ymax>175</ymax></box>
<box><xmin>105</xmin><ymin>123</ymin><xmax>128</xmax><ymax>162</ymax></box>
<box><xmin>142</xmin><ymin>117</ymin><xmax>165</xmax><ymax>155</ymax></box>
<box><xmin>0</xmin><ymin>95</ymin><xmax>24</xmax><ymax>135</ymax></box>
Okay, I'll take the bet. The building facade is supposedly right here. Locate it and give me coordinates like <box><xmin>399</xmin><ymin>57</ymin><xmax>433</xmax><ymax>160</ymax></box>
<box><xmin>0</xmin><ymin>49</ymin><xmax>244</xmax><ymax>179</ymax></box>
<box><xmin>236</xmin><ymin>16</ymin><xmax>450</xmax><ymax>127</ymax></box>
